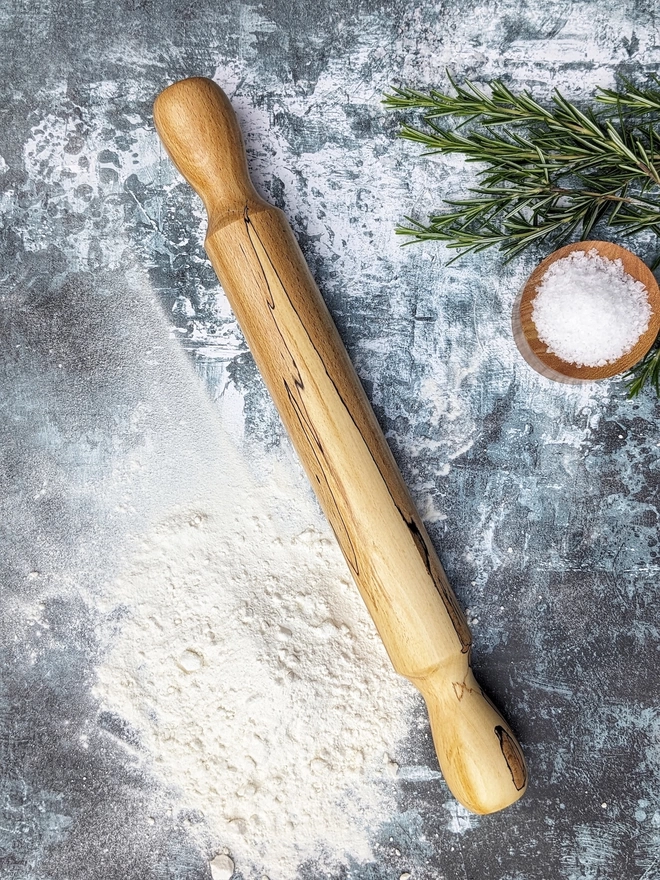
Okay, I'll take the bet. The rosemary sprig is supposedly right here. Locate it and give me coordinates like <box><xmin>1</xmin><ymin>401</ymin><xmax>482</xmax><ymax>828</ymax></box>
<box><xmin>625</xmin><ymin>339</ymin><xmax>660</xmax><ymax>396</ymax></box>
<box><xmin>384</xmin><ymin>76</ymin><xmax>660</xmax><ymax>396</ymax></box>
<box><xmin>384</xmin><ymin>77</ymin><xmax>660</xmax><ymax>257</ymax></box>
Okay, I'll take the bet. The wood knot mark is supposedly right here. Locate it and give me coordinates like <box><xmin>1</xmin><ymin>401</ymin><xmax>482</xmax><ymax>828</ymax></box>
<box><xmin>495</xmin><ymin>725</ymin><xmax>527</xmax><ymax>791</ymax></box>
<box><xmin>452</xmin><ymin>679</ymin><xmax>480</xmax><ymax>701</ymax></box>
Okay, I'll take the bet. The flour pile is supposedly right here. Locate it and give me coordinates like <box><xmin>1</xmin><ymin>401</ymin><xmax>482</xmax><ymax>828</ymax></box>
<box><xmin>94</xmin><ymin>452</ymin><xmax>414</xmax><ymax>880</ymax></box>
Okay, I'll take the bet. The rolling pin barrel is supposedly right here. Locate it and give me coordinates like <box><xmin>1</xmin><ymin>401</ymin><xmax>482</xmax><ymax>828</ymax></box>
<box><xmin>153</xmin><ymin>77</ymin><xmax>527</xmax><ymax>814</ymax></box>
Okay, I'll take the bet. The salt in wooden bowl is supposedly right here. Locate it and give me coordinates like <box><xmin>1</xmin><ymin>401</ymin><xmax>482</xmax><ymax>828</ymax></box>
<box><xmin>512</xmin><ymin>241</ymin><xmax>660</xmax><ymax>384</ymax></box>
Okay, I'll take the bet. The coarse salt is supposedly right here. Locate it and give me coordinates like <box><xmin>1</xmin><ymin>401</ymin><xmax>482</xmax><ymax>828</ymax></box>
<box><xmin>531</xmin><ymin>248</ymin><xmax>651</xmax><ymax>367</ymax></box>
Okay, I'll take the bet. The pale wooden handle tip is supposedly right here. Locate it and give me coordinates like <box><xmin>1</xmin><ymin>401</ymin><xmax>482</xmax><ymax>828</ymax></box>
<box><xmin>416</xmin><ymin>660</ymin><xmax>527</xmax><ymax>814</ymax></box>
<box><xmin>154</xmin><ymin>77</ymin><xmax>262</xmax><ymax>220</ymax></box>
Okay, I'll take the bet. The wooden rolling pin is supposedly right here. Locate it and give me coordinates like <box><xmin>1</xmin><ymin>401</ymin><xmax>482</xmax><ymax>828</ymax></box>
<box><xmin>153</xmin><ymin>77</ymin><xmax>527</xmax><ymax>814</ymax></box>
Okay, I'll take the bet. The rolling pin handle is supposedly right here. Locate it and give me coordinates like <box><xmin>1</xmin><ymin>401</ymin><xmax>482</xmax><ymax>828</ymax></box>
<box><xmin>415</xmin><ymin>656</ymin><xmax>527</xmax><ymax>814</ymax></box>
<box><xmin>153</xmin><ymin>77</ymin><xmax>265</xmax><ymax>223</ymax></box>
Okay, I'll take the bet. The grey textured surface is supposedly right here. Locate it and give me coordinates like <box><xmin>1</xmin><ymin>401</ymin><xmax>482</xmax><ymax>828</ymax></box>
<box><xmin>2</xmin><ymin>1</ymin><xmax>660</xmax><ymax>878</ymax></box>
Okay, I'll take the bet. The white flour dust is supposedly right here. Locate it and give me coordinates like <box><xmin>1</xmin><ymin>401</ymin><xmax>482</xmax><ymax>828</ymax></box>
<box><xmin>94</xmin><ymin>450</ymin><xmax>414</xmax><ymax>880</ymax></box>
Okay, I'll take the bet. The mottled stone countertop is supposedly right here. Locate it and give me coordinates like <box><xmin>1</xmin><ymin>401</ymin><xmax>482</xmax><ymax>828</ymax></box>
<box><xmin>2</xmin><ymin>2</ymin><xmax>660</xmax><ymax>879</ymax></box>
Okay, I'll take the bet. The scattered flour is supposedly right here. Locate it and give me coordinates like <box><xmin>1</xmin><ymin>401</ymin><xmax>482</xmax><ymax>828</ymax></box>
<box><xmin>531</xmin><ymin>249</ymin><xmax>652</xmax><ymax>367</ymax></box>
<box><xmin>94</xmin><ymin>448</ymin><xmax>414</xmax><ymax>880</ymax></box>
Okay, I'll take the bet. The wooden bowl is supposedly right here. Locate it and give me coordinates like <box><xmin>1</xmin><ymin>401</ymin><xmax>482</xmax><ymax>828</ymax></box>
<box><xmin>512</xmin><ymin>241</ymin><xmax>660</xmax><ymax>384</ymax></box>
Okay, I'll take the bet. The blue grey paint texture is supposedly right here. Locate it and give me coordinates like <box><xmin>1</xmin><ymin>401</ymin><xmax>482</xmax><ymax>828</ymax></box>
<box><xmin>2</xmin><ymin>1</ymin><xmax>660</xmax><ymax>878</ymax></box>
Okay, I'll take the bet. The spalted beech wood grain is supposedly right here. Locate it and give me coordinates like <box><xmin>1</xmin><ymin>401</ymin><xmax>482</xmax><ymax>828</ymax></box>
<box><xmin>154</xmin><ymin>76</ymin><xmax>527</xmax><ymax>814</ymax></box>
